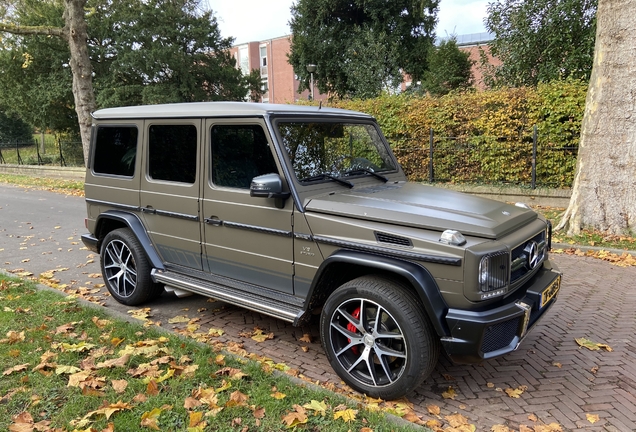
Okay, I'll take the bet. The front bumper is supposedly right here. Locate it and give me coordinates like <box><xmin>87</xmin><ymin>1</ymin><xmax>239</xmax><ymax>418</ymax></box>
<box><xmin>441</xmin><ymin>259</ymin><xmax>561</xmax><ymax>364</ymax></box>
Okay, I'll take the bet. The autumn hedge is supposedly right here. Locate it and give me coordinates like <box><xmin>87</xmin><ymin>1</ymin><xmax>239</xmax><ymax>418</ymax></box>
<box><xmin>326</xmin><ymin>79</ymin><xmax>587</xmax><ymax>188</ymax></box>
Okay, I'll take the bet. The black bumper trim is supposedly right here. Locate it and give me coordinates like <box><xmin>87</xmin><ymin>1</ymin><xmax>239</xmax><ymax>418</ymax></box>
<box><xmin>81</xmin><ymin>233</ymin><xmax>99</xmax><ymax>253</ymax></box>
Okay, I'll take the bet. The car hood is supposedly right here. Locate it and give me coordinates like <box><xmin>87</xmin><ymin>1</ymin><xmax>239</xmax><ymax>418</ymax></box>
<box><xmin>304</xmin><ymin>182</ymin><xmax>537</xmax><ymax>239</ymax></box>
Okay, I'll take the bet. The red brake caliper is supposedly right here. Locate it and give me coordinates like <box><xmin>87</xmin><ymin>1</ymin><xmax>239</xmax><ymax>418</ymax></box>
<box><xmin>347</xmin><ymin>307</ymin><xmax>361</xmax><ymax>355</ymax></box>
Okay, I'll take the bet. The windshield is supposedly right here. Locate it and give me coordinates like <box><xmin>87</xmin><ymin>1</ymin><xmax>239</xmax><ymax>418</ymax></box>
<box><xmin>276</xmin><ymin>121</ymin><xmax>396</xmax><ymax>184</ymax></box>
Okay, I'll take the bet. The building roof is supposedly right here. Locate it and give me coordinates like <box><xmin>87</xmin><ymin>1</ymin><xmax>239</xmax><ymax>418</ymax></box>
<box><xmin>92</xmin><ymin>102</ymin><xmax>373</xmax><ymax>120</ymax></box>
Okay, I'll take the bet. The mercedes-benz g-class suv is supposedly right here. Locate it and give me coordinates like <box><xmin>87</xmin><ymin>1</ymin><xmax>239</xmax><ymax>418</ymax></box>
<box><xmin>82</xmin><ymin>102</ymin><xmax>561</xmax><ymax>399</ymax></box>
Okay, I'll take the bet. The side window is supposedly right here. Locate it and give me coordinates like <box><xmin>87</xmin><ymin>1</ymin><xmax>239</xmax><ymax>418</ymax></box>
<box><xmin>93</xmin><ymin>126</ymin><xmax>138</xmax><ymax>177</ymax></box>
<box><xmin>148</xmin><ymin>125</ymin><xmax>197</xmax><ymax>184</ymax></box>
<box><xmin>211</xmin><ymin>124</ymin><xmax>278</xmax><ymax>189</ymax></box>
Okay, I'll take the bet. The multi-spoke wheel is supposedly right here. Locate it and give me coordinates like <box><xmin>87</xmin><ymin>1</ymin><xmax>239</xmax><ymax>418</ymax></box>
<box><xmin>100</xmin><ymin>228</ymin><xmax>162</xmax><ymax>305</ymax></box>
<box><xmin>321</xmin><ymin>276</ymin><xmax>439</xmax><ymax>399</ymax></box>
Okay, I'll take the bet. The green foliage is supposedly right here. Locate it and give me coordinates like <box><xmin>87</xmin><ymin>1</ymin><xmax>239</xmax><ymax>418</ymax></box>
<box><xmin>328</xmin><ymin>79</ymin><xmax>587</xmax><ymax>187</ymax></box>
<box><xmin>0</xmin><ymin>0</ymin><xmax>263</xmax><ymax>135</ymax></box>
<box><xmin>418</xmin><ymin>36</ymin><xmax>474</xmax><ymax>96</ymax></box>
<box><xmin>484</xmin><ymin>0</ymin><xmax>597</xmax><ymax>87</ymax></box>
<box><xmin>0</xmin><ymin>110</ymin><xmax>34</xmax><ymax>143</ymax></box>
<box><xmin>288</xmin><ymin>0</ymin><xmax>439</xmax><ymax>99</ymax></box>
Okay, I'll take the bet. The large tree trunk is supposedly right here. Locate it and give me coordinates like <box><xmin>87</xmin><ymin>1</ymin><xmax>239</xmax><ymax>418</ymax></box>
<box><xmin>556</xmin><ymin>0</ymin><xmax>636</xmax><ymax>235</ymax></box>
<box><xmin>64</xmin><ymin>0</ymin><xmax>95</xmax><ymax>166</ymax></box>
<box><xmin>1</xmin><ymin>1</ymin><xmax>95</xmax><ymax>167</ymax></box>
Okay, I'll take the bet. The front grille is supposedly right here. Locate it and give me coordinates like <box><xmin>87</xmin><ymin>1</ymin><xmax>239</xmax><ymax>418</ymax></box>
<box><xmin>481</xmin><ymin>317</ymin><xmax>520</xmax><ymax>353</ymax></box>
<box><xmin>374</xmin><ymin>232</ymin><xmax>413</xmax><ymax>247</ymax></box>
<box><xmin>511</xmin><ymin>230</ymin><xmax>547</xmax><ymax>283</ymax></box>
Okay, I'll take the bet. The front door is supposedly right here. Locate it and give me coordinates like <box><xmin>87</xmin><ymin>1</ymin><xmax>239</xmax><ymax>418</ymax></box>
<box><xmin>140</xmin><ymin>120</ymin><xmax>203</xmax><ymax>270</ymax></box>
<box><xmin>201</xmin><ymin>119</ymin><xmax>294</xmax><ymax>294</ymax></box>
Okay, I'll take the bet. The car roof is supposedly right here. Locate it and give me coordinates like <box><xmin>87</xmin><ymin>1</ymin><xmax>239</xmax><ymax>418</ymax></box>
<box><xmin>91</xmin><ymin>102</ymin><xmax>374</xmax><ymax>120</ymax></box>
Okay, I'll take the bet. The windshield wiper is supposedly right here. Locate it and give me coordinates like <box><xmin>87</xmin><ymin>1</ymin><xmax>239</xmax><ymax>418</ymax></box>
<box><xmin>343</xmin><ymin>168</ymin><xmax>389</xmax><ymax>183</ymax></box>
<box><xmin>299</xmin><ymin>173</ymin><xmax>354</xmax><ymax>188</ymax></box>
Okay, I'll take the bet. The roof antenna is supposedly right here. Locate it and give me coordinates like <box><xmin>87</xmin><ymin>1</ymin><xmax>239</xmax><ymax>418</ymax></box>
<box><xmin>319</xmin><ymin>100</ymin><xmax>322</xmax><ymax>109</ymax></box>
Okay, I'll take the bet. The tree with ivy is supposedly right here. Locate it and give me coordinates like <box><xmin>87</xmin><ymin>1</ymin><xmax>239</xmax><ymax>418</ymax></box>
<box><xmin>288</xmin><ymin>0</ymin><xmax>439</xmax><ymax>99</ymax></box>
<box><xmin>418</xmin><ymin>36</ymin><xmax>474</xmax><ymax>96</ymax></box>
<box><xmin>0</xmin><ymin>0</ymin><xmax>262</xmax><ymax>164</ymax></box>
<box><xmin>484</xmin><ymin>0</ymin><xmax>597</xmax><ymax>87</ymax></box>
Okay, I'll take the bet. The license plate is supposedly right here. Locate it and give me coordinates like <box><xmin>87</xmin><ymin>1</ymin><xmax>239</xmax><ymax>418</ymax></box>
<box><xmin>541</xmin><ymin>275</ymin><xmax>561</xmax><ymax>308</ymax></box>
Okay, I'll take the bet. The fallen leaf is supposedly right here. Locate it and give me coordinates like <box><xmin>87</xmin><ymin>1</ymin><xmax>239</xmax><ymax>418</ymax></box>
<box><xmin>226</xmin><ymin>390</ymin><xmax>249</xmax><ymax>408</ymax></box>
<box><xmin>140</xmin><ymin>408</ymin><xmax>162</xmax><ymax>430</ymax></box>
<box><xmin>333</xmin><ymin>408</ymin><xmax>357</xmax><ymax>423</ymax></box>
<box><xmin>111</xmin><ymin>379</ymin><xmax>128</xmax><ymax>393</ymax></box>
<box><xmin>586</xmin><ymin>413</ymin><xmax>600</xmax><ymax>424</ymax></box>
<box><xmin>167</xmin><ymin>315</ymin><xmax>190</xmax><ymax>324</ymax></box>
<box><xmin>302</xmin><ymin>400</ymin><xmax>327</xmax><ymax>416</ymax></box>
<box><xmin>3</xmin><ymin>364</ymin><xmax>29</xmax><ymax>376</ymax></box>
<box><xmin>492</xmin><ymin>425</ymin><xmax>511</xmax><ymax>432</ymax></box>
<box><xmin>299</xmin><ymin>333</ymin><xmax>312</xmax><ymax>343</ymax></box>
<box><xmin>271</xmin><ymin>391</ymin><xmax>286</xmax><ymax>399</ymax></box>
<box><xmin>146</xmin><ymin>379</ymin><xmax>159</xmax><ymax>396</ymax></box>
<box><xmin>442</xmin><ymin>386</ymin><xmax>457</xmax><ymax>399</ymax></box>
<box><xmin>505</xmin><ymin>385</ymin><xmax>528</xmax><ymax>398</ymax></box>
<box><xmin>427</xmin><ymin>404</ymin><xmax>441</xmax><ymax>416</ymax></box>
<box><xmin>281</xmin><ymin>405</ymin><xmax>307</xmax><ymax>428</ymax></box>
<box><xmin>575</xmin><ymin>337</ymin><xmax>612</xmax><ymax>351</ymax></box>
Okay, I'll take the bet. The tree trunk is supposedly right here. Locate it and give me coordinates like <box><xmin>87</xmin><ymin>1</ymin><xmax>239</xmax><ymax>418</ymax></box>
<box><xmin>556</xmin><ymin>0</ymin><xmax>636</xmax><ymax>235</ymax></box>
<box><xmin>1</xmin><ymin>2</ymin><xmax>96</xmax><ymax>167</ymax></box>
<box><xmin>64</xmin><ymin>0</ymin><xmax>95</xmax><ymax>166</ymax></box>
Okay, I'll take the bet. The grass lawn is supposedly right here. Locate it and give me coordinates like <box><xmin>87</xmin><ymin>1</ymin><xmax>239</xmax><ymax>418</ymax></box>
<box><xmin>0</xmin><ymin>274</ymin><xmax>420</xmax><ymax>431</ymax></box>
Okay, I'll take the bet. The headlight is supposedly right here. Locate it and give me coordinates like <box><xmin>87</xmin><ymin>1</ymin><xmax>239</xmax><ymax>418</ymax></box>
<box><xmin>479</xmin><ymin>251</ymin><xmax>510</xmax><ymax>299</ymax></box>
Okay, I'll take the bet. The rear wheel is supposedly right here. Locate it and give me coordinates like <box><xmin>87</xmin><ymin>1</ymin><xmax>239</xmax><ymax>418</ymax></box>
<box><xmin>320</xmin><ymin>275</ymin><xmax>439</xmax><ymax>399</ymax></box>
<box><xmin>100</xmin><ymin>228</ymin><xmax>163</xmax><ymax>305</ymax></box>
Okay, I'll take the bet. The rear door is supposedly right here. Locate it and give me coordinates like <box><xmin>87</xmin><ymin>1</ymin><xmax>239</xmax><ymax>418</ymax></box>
<box><xmin>201</xmin><ymin>119</ymin><xmax>294</xmax><ymax>294</ymax></box>
<box><xmin>139</xmin><ymin>120</ymin><xmax>203</xmax><ymax>270</ymax></box>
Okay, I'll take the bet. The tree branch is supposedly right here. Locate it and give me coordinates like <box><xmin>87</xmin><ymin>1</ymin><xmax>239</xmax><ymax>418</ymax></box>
<box><xmin>0</xmin><ymin>23</ymin><xmax>65</xmax><ymax>38</ymax></box>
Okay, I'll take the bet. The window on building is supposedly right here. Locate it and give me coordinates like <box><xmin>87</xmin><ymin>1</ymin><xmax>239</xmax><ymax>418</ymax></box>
<box><xmin>148</xmin><ymin>125</ymin><xmax>197</xmax><ymax>184</ymax></box>
<box><xmin>260</xmin><ymin>45</ymin><xmax>268</xmax><ymax>77</ymax></box>
<box><xmin>93</xmin><ymin>126</ymin><xmax>138</xmax><ymax>177</ymax></box>
<box><xmin>211</xmin><ymin>125</ymin><xmax>278</xmax><ymax>189</ymax></box>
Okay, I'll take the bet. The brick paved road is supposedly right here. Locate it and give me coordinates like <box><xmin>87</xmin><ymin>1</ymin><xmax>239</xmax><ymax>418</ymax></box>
<box><xmin>181</xmin><ymin>254</ymin><xmax>636</xmax><ymax>431</ymax></box>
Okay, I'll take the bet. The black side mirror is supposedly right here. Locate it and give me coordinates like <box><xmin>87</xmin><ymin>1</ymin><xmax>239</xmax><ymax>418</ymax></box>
<box><xmin>250</xmin><ymin>173</ymin><xmax>291</xmax><ymax>208</ymax></box>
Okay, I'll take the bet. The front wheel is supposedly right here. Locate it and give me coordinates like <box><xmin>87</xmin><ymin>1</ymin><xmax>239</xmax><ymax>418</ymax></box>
<box><xmin>100</xmin><ymin>228</ymin><xmax>163</xmax><ymax>306</ymax></box>
<box><xmin>320</xmin><ymin>276</ymin><xmax>439</xmax><ymax>399</ymax></box>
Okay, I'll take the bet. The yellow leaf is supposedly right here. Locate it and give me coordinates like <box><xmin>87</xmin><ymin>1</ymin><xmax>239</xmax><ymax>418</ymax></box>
<box><xmin>333</xmin><ymin>408</ymin><xmax>357</xmax><ymax>423</ymax></box>
<box><xmin>270</xmin><ymin>391</ymin><xmax>286</xmax><ymax>400</ymax></box>
<box><xmin>302</xmin><ymin>400</ymin><xmax>327</xmax><ymax>416</ymax></box>
<box><xmin>55</xmin><ymin>365</ymin><xmax>81</xmax><ymax>375</ymax></box>
<box><xmin>442</xmin><ymin>386</ymin><xmax>457</xmax><ymax>399</ymax></box>
<box><xmin>140</xmin><ymin>408</ymin><xmax>162</xmax><ymax>430</ymax></box>
<box><xmin>167</xmin><ymin>315</ymin><xmax>190</xmax><ymax>324</ymax></box>
<box><xmin>225</xmin><ymin>390</ymin><xmax>249</xmax><ymax>407</ymax></box>
<box><xmin>586</xmin><ymin>413</ymin><xmax>600</xmax><ymax>424</ymax></box>
<box><xmin>505</xmin><ymin>385</ymin><xmax>528</xmax><ymax>398</ymax></box>
<box><xmin>427</xmin><ymin>404</ymin><xmax>441</xmax><ymax>416</ymax></box>
<box><xmin>3</xmin><ymin>363</ymin><xmax>29</xmax><ymax>376</ymax></box>
<box><xmin>491</xmin><ymin>425</ymin><xmax>511</xmax><ymax>432</ymax></box>
<box><xmin>189</xmin><ymin>411</ymin><xmax>204</xmax><ymax>428</ymax></box>
<box><xmin>575</xmin><ymin>338</ymin><xmax>612</xmax><ymax>351</ymax></box>
<box><xmin>215</xmin><ymin>379</ymin><xmax>232</xmax><ymax>393</ymax></box>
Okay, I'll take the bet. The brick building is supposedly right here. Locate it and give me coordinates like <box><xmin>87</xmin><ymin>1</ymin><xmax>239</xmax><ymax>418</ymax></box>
<box><xmin>230</xmin><ymin>32</ymin><xmax>496</xmax><ymax>104</ymax></box>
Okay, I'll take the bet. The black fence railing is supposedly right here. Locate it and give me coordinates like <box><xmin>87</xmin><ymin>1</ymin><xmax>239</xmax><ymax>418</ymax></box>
<box><xmin>390</xmin><ymin>127</ymin><xmax>578</xmax><ymax>189</ymax></box>
<box><xmin>0</xmin><ymin>138</ymin><xmax>84</xmax><ymax>167</ymax></box>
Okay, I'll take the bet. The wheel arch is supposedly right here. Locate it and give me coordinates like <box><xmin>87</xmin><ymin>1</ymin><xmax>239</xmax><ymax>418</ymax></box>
<box><xmin>305</xmin><ymin>250</ymin><xmax>450</xmax><ymax>337</ymax></box>
<box><xmin>95</xmin><ymin>210</ymin><xmax>164</xmax><ymax>271</ymax></box>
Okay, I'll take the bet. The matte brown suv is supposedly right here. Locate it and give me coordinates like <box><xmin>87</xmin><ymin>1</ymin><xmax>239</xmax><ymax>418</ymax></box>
<box><xmin>82</xmin><ymin>102</ymin><xmax>561</xmax><ymax>399</ymax></box>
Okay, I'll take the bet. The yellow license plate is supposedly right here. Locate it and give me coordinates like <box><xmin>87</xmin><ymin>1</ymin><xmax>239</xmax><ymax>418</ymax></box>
<box><xmin>541</xmin><ymin>275</ymin><xmax>561</xmax><ymax>308</ymax></box>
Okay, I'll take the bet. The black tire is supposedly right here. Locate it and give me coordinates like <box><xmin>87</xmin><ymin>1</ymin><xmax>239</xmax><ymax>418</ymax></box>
<box><xmin>320</xmin><ymin>275</ymin><xmax>439</xmax><ymax>399</ymax></box>
<box><xmin>100</xmin><ymin>228</ymin><xmax>163</xmax><ymax>306</ymax></box>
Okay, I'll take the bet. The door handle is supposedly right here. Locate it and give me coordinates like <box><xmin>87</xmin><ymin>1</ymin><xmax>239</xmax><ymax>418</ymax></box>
<box><xmin>141</xmin><ymin>206</ymin><xmax>156</xmax><ymax>214</ymax></box>
<box><xmin>204</xmin><ymin>217</ymin><xmax>223</xmax><ymax>226</ymax></box>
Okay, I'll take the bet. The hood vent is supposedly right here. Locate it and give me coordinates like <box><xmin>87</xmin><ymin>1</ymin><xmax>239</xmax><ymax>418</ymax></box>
<box><xmin>374</xmin><ymin>232</ymin><xmax>413</xmax><ymax>247</ymax></box>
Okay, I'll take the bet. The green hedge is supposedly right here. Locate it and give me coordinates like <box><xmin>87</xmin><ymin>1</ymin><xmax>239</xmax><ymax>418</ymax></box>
<box><xmin>326</xmin><ymin>79</ymin><xmax>587</xmax><ymax>188</ymax></box>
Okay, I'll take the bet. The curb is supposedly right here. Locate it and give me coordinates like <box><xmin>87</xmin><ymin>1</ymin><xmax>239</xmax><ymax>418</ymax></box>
<box><xmin>551</xmin><ymin>242</ymin><xmax>636</xmax><ymax>256</ymax></box>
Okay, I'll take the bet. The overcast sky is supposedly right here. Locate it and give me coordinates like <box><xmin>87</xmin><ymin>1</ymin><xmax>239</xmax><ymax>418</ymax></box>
<box><xmin>207</xmin><ymin>0</ymin><xmax>489</xmax><ymax>46</ymax></box>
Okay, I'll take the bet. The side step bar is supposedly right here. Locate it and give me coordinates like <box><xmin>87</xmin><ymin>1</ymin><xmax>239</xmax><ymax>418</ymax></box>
<box><xmin>151</xmin><ymin>269</ymin><xmax>306</xmax><ymax>325</ymax></box>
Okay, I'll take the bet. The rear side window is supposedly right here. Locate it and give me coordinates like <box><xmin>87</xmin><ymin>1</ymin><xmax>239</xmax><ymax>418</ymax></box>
<box><xmin>211</xmin><ymin>124</ymin><xmax>278</xmax><ymax>189</ymax></box>
<box><xmin>148</xmin><ymin>125</ymin><xmax>197</xmax><ymax>184</ymax></box>
<box><xmin>93</xmin><ymin>126</ymin><xmax>138</xmax><ymax>177</ymax></box>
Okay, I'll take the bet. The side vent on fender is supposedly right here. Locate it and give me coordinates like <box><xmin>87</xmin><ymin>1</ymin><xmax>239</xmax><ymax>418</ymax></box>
<box><xmin>374</xmin><ymin>232</ymin><xmax>413</xmax><ymax>248</ymax></box>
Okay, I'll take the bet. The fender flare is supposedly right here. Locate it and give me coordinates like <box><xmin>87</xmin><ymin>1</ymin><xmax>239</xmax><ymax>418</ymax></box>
<box><xmin>96</xmin><ymin>210</ymin><xmax>165</xmax><ymax>271</ymax></box>
<box><xmin>308</xmin><ymin>249</ymin><xmax>450</xmax><ymax>337</ymax></box>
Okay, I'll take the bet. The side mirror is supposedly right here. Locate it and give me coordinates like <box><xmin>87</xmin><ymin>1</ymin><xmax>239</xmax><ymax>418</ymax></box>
<box><xmin>250</xmin><ymin>173</ymin><xmax>291</xmax><ymax>208</ymax></box>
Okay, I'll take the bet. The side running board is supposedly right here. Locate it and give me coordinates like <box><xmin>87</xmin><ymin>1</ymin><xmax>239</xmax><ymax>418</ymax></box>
<box><xmin>151</xmin><ymin>269</ymin><xmax>307</xmax><ymax>325</ymax></box>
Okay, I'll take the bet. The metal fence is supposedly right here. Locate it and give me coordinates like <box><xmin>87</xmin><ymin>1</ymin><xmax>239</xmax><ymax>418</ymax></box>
<box><xmin>0</xmin><ymin>138</ymin><xmax>84</xmax><ymax>167</ymax></box>
<box><xmin>390</xmin><ymin>126</ymin><xmax>579</xmax><ymax>189</ymax></box>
